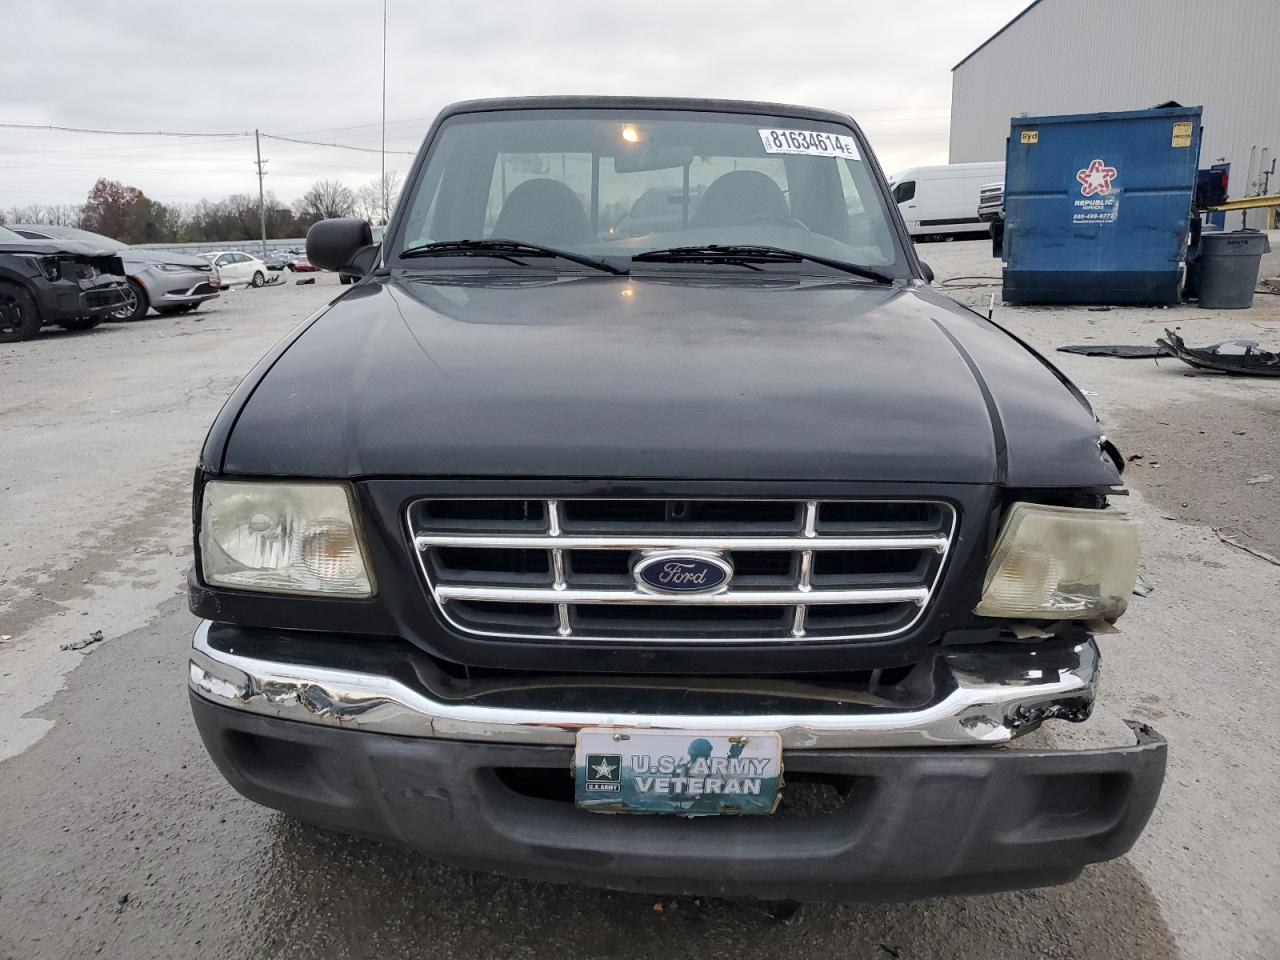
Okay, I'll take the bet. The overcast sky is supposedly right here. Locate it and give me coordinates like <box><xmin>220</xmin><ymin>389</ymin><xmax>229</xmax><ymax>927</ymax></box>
<box><xmin>0</xmin><ymin>0</ymin><xmax>1025</xmax><ymax>211</ymax></box>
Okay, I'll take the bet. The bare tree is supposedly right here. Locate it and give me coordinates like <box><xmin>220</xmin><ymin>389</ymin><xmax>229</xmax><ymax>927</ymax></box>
<box><xmin>296</xmin><ymin>179</ymin><xmax>356</xmax><ymax>221</ymax></box>
<box><xmin>355</xmin><ymin>182</ymin><xmax>380</xmax><ymax>223</ymax></box>
<box><xmin>45</xmin><ymin>204</ymin><xmax>85</xmax><ymax>227</ymax></box>
<box><xmin>356</xmin><ymin>170</ymin><xmax>402</xmax><ymax>224</ymax></box>
<box><xmin>5</xmin><ymin>205</ymin><xmax>44</xmax><ymax>224</ymax></box>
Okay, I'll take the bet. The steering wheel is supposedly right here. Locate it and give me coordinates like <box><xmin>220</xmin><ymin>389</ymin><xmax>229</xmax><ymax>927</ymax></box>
<box><xmin>731</xmin><ymin>214</ymin><xmax>811</xmax><ymax>231</ymax></box>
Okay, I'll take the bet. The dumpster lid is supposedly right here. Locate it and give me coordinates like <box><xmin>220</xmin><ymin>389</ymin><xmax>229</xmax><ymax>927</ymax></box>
<box><xmin>1010</xmin><ymin>105</ymin><xmax>1203</xmax><ymax>127</ymax></box>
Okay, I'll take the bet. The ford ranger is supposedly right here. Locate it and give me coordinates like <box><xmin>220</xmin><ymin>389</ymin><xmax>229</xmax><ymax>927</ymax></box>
<box><xmin>187</xmin><ymin>97</ymin><xmax>1164</xmax><ymax>902</ymax></box>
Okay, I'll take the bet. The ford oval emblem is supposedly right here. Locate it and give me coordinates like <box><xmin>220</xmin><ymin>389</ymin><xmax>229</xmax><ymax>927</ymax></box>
<box><xmin>634</xmin><ymin>551</ymin><xmax>733</xmax><ymax>595</ymax></box>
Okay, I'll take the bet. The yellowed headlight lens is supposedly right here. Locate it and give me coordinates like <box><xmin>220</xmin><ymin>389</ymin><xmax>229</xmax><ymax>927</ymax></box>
<box><xmin>200</xmin><ymin>481</ymin><xmax>374</xmax><ymax>597</ymax></box>
<box><xmin>975</xmin><ymin>503</ymin><xmax>1138</xmax><ymax>620</ymax></box>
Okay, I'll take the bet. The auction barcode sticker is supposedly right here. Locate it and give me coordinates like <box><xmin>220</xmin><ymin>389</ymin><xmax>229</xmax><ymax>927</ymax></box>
<box><xmin>759</xmin><ymin>128</ymin><xmax>859</xmax><ymax>160</ymax></box>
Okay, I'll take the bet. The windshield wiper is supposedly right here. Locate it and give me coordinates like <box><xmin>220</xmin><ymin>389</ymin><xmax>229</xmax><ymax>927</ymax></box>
<box><xmin>633</xmin><ymin>244</ymin><xmax>895</xmax><ymax>284</ymax></box>
<box><xmin>398</xmin><ymin>239</ymin><xmax>627</xmax><ymax>275</ymax></box>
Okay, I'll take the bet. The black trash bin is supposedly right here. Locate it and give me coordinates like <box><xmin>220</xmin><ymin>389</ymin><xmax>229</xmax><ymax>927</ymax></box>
<box><xmin>1196</xmin><ymin>230</ymin><xmax>1271</xmax><ymax>309</ymax></box>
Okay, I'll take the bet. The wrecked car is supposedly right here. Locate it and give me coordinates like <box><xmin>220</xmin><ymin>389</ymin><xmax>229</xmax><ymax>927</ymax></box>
<box><xmin>187</xmin><ymin>97</ymin><xmax>1165</xmax><ymax>902</ymax></box>
<box><xmin>9</xmin><ymin>224</ymin><xmax>221</xmax><ymax>321</ymax></box>
<box><xmin>0</xmin><ymin>224</ymin><xmax>128</xmax><ymax>341</ymax></box>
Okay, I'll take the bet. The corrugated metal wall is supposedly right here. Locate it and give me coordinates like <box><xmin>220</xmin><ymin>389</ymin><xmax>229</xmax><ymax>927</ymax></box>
<box><xmin>950</xmin><ymin>0</ymin><xmax>1280</xmax><ymax>221</ymax></box>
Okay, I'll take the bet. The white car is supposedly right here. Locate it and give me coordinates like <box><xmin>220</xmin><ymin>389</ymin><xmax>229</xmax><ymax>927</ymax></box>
<box><xmin>202</xmin><ymin>250</ymin><xmax>270</xmax><ymax>288</ymax></box>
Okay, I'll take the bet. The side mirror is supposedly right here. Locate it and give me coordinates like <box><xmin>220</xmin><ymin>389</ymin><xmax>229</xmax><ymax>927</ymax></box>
<box><xmin>919</xmin><ymin>261</ymin><xmax>934</xmax><ymax>283</ymax></box>
<box><xmin>306</xmin><ymin>217</ymin><xmax>373</xmax><ymax>271</ymax></box>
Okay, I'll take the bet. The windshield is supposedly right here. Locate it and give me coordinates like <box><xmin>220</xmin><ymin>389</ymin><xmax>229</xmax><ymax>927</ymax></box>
<box><xmin>0</xmin><ymin>225</ymin><xmax>28</xmax><ymax>242</ymax></box>
<box><xmin>391</xmin><ymin>108</ymin><xmax>907</xmax><ymax>275</ymax></box>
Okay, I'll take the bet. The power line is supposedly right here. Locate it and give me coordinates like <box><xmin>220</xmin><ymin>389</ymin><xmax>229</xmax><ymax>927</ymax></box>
<box><xmin>0</xmin><ymin>121</ymin><xmax>414</xmax><ymax>154</ymax></box>
<box><xmin>0</xmin><ymin>121</ymin><xmax>250</xmax><ymax>138</ymax></box>
<box><xmin>276</xmin><ymin>115</ymin><xmax>434</xmax><ymax>138</ymax></box>
<box><xmin>261</xmin><ymin>132</ymin><xmax>414</xmax><ymax>155</ymax></box>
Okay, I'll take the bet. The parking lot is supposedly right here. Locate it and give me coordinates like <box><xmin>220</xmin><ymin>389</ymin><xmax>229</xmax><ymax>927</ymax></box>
<box><xmin>2</xmin><ymin>247</ymin><xmax>1279</xmax><ymax>960</ymax></box>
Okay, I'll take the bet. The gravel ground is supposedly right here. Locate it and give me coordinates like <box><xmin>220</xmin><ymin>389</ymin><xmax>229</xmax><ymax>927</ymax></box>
<box><xmin>1</xmin><ymin>248</ymin><xmax>1278</xmax><ymax>960</ymax></box>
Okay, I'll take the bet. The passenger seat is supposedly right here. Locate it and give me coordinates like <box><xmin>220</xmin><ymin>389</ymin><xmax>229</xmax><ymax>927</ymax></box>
<box><xmin>689</xmin><ymin>170</ymin><xmax>790</xmax><ymax>229</ymax></box>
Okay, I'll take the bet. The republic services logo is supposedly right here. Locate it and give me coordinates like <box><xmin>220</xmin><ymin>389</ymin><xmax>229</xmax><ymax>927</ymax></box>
<box><xmin>1077</xmin><ymin>159</ymin><xmax>1118</xmax><ymax>196</ymax></box>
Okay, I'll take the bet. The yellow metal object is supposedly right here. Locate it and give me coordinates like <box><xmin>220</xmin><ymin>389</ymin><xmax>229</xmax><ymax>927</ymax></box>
<box><xmin>1207</xmin><ymin>194</ymin><xmax>1280</xmax><ymax>212</ymax></box>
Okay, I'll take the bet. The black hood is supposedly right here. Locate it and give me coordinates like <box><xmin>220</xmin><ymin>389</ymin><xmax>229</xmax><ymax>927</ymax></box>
<box><xmin>0</xmin><ymin>236</ymin><xmax>120</xmax><ymax>258</ymax></box>
<box><xmin>216</xmin><ymin>272</ymin><xmax>1119</xmax><ymax>487</ymax></box>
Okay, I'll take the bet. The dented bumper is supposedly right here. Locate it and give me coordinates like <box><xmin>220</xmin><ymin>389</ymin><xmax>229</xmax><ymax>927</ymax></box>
<box><xmin>190</xmin><ymin>688</ymin><xmax>1165</xmax><ymax>901</ymax></box>
<box><xmin>188</xmin><ymin>620</ymin><xmax>1103</xmax><ymax>749</ymax></box>
<box><xmin>188</xmin><ymin>621</ymin><xmax>1165</xmax><ymax>899</ymax></box>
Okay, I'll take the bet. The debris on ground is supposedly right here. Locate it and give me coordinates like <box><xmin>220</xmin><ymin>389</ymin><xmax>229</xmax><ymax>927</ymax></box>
<box><xmin>1245</xmin><ymin>475</ymin><xmax>1274</xmax><ymax>485</ymax></box>
<box><xmin>1057</xmin><ymin>344</ymin><xmax>1167</xmax><ymax>358</ymax></box>
<box><xmin>1156</xmin><ymin>329</ymin><xmax>1280</xmax><ymax>376</ymax></box>
<box><xmin>61</xmin><ymin>630</ymin><xmax>104</xmax><ymax>651</ymax></box>
<box><xmin>296</xmin><ymin>277</ymin><xmax>316</xmax><ymax>285</ymax></box>
<box><xmin>1215</xmin><ymin>529</ymin><xmax>1280</xmax><ymax>567</ymax></box>
<box><xmin>1133</xmin><ymin>575</ymin><xmax>1155</xmax><ymax>597</ymax></box>
<box><xmin>755</xmin><ymin>900</ymin><xmax>803</xmax><ymax>923</ymax></box>
<box><xmin>0</xmin><ymin>634</ymin><xmax>14</xmax><ymax>643</ymax></box>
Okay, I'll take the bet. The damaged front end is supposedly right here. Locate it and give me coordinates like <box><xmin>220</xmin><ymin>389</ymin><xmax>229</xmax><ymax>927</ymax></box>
<box><xmin>187</xmin><ymin>621</ymin><xmax>1109</xmax><ymax>749</ymax></box>
<box><xmin>0</xmin><ymin>236</ymin><xmax>128</xmax><ymax>334</ymax></box>
<box><xmin>187</xmin><ymin>619</ymin><xmax>1165</xmax><ymax>901</ymax></box>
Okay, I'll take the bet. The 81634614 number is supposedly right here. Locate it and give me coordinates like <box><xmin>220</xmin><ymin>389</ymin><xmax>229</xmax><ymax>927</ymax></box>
<box><xmin>758</xmin><ymin>128</ymin><xmax>860</xmax><ymax>159</ymax></box>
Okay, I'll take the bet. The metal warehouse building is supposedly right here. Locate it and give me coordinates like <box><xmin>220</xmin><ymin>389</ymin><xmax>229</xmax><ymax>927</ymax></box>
<box><xmin>949</xmin><ymin>0</ymin><xmax>1280</xmax><ymax>221</ymax></box>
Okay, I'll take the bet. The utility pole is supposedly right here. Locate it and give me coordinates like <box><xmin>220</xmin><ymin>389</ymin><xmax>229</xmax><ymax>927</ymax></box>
<box><xmin>380</xmin><ymin>0</ymin><xmax>388</xmax><ymax>224</ymax></box>
<box><xmin>254</xmin><ymin>129</ymin><xmax>268</xmax><ymax>262</ymax></box>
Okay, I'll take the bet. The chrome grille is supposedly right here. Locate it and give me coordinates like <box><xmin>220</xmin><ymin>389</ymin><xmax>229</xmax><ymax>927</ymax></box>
<box><xmin>408</xmin><ymin>498</ymin><xmax>956</xmax><ymax>643</ymax></box>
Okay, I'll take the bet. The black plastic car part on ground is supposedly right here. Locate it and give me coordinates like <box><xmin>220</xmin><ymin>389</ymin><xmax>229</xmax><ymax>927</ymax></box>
<box><xmin>187</xmin><ymin>96</ymin><xmax>1160</xmax><ymax>902</ymax></box>
<box><xmin>0</xmin><ymin>227</ymin><xmax>127</xmax><ymax>341</ymax></box>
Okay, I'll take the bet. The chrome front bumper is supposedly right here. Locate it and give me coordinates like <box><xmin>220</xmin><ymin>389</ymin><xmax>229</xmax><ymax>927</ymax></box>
<box><xmin>188</xmin><ymin>621</ymin><xmax>1100</xmax><ymax>749</ymax></box>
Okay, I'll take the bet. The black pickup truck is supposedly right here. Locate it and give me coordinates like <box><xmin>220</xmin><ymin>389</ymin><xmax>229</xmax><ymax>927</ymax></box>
<box><xmin>187</xmin><ymin>97</ymin><xmax>1164</xmax><ymax>902</ymax></box>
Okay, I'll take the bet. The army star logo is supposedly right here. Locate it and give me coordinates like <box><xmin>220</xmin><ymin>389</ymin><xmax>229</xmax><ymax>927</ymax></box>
<box><xmin>592</xmin><ymin>757</ymin><xmax>617</xmax><ymax>780</ymax></box>
<box><xmin>584</xmin><ymin>753</ymin><xmax>622</xmax><ymax>792</ymax></box>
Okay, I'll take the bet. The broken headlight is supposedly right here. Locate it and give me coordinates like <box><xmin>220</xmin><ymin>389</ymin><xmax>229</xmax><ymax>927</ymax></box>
<box><xmin>13</xmin><ymin>252</ymin><xmax>62</xmax><ymax>281</ymax></box>
<box><xmin>200</xmin><ymin>480</ymin><xmax>374</xmax><ymax>597</ymax></box>
<box><xmin>975</xmin><ymin>503</ymin><xmax>1138</xmax><ymax>620</ymax></box>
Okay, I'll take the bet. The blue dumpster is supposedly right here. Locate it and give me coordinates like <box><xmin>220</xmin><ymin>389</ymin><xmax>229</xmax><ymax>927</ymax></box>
<box><xmin>1002</xmin><ymin>106</ymin><xmax>1203</xmax><ymax>304</ymax></box>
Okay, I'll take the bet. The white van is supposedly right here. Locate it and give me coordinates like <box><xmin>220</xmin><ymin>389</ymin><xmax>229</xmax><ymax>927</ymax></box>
<box><xmin>888</xmin><ymin>162</ymin><xmax>1005</xmax><ymax>239</ymax></box>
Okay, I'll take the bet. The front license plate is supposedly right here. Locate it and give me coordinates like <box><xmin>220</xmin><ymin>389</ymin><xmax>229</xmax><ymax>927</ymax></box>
<box><xmin>574</xmin><ymin>729</ymin><xmax>783</xmax><ymax>816</ymax></box>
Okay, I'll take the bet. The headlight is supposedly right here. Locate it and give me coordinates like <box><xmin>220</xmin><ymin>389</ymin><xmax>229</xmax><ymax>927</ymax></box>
<box><xmin>155</xmin><ymin>263</ymin><xmax>191</xmax><ymax>272</ymax></box>
<box><xmin>974</xmin><ymin>503</ymin><xmax>1138</xmax><ymax>620</ymax></box>
<box><xmin>14</xmin><ymin>252</ymin><xmax>62</xmax><ymax>281</ymax></box>
<box><xmin>200</xmin><ymin>481</ymin><xmax>374</xmax><ymax>597</ymax></box>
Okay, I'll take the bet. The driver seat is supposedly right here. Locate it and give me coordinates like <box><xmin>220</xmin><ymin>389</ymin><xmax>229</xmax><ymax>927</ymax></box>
<box><xmin>492</xmin><ymin>178</ymin><xmax>591</xmax><ymax>246</ymax></box>
<box><xmin>689</xmin><ymin>170</ymin><xmax>790</xmax><ymax>229</ymax></box>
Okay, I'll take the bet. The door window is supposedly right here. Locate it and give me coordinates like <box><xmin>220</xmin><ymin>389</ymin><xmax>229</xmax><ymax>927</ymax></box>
<box><xmin>892</xmin><ymin>180</ymin><xmax>916</xmax><ymax>204</ymax></box>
